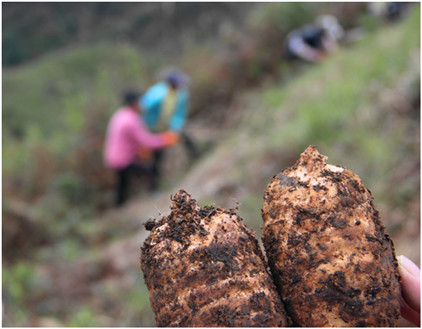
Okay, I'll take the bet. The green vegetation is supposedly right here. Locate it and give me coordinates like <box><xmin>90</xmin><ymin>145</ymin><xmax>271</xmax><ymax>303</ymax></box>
<box><xmin>2</xmin><ymin>3</ymin><xmax>257</xmax><ymax>67</ymax></box>
<box><xmin>3</xmin><ymin>44</ymin><xmax>147</xmax><ymax>138</ymax></box>
<box><xmin>232</xmin><ymin>7</ymin><xmax>420</xmax><ymax>238</ymax></box>
<box><xmin>66</xmin><ymin>309</ymin><xmax>98</xmax><ymax>327</ymax></box>
<box><xmin>2</xmin><ymin>3</ymin><xmax>419</xmax><ymax>327</ymax></box>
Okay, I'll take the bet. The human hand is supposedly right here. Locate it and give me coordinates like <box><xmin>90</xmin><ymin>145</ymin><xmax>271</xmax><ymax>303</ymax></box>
<box><xmin>137</xmin><ymin>145</ymin><xmax>153</xmax><ymax>160</ymax></box>
<box><xmin>398</xmin><ymin>255</ymin><xmax>420</xmax><ymax>326</ymax></box>
<box><xmin>162</xmin><ymin>131</ymin><xmax>180</xmax><ymax>146</ymax></box>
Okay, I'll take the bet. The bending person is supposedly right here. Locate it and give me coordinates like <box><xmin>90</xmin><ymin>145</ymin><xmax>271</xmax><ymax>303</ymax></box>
<box><xmin>284</xmin><ymin>15</ymin><xmax>344</xmax><ymax>63</ymax></box>
<box><xmin>104</xmin><ymin>91</ymin><xmax>178</xmax><ymax>206</ymax></box>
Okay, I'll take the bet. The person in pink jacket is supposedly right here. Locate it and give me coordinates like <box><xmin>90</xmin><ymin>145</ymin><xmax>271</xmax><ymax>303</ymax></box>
<box><xmin>104</xmin><ymin>91</ymin><xmax>178</xmax><ymax>206</ymax></box>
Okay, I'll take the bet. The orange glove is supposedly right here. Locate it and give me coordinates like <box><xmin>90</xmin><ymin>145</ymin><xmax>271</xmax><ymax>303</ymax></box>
<box><xmin>137</xmin><ymin>145</ymin><xmax>153</xmax><ymax>160</ymax></box>
<box><xmin>162</xmin><ymin>131</ymin><xmax>180</xmax><ymax>146</ymax></box>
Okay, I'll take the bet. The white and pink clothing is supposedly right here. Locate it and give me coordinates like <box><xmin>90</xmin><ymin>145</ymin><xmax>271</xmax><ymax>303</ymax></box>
<box><xmin>104</xmin><ymin>107</ymin><xmax>167</xmax><ymax>170</ymax></box>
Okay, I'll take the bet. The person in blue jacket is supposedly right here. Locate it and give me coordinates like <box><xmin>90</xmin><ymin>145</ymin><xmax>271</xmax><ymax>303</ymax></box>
<box><xmin>141</xmin><ymin>72</ymin><xmax>189</xmax><ymax>133</ymax></box>
<box><xmin>140</xmin><ymin>70</ymin><xmax>198</xmax><ymax>190</ymax></box>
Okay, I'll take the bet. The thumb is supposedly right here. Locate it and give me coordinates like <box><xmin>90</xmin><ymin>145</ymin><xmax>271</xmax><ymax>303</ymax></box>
<box><xmin>398</xmin><ymin>255</ymin><xmax>420</xmax><ymax>312</ymax></box>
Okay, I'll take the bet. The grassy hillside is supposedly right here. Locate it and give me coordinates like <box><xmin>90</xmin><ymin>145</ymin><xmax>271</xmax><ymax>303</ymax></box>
<box><xmin>2</xmin><ymin>3</ymin><xmax>257</xmax><ymax>67</ymax></box>
<box><xmin>3</xmin><ymin>44</ymin><xmax>148</xmax><ymax>137</ymax></box>
<box><xmin>2</xmin><ymin>5</ymin><xmax>420</xmax><ymax>327</ymax></box>
<box><xmin>181</xmin><ymin>5</ymin><xmax>420</xmax><ymax>271</ymax></box>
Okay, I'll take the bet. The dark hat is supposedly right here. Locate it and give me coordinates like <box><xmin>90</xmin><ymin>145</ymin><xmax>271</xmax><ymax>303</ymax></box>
<box><xmin>123</xmin><ymin>90</ymin><xmax>140</xmax><ymax>106</ymax></box>
<box><xmin>166</xmin><ymin>72</ymin><xmax>186</xmax><ymax>87</ymax></box>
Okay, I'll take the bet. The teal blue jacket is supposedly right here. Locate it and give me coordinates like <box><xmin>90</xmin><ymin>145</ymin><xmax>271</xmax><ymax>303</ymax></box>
<box><xmin>140</xmin><ymin>82</ymin><xmax>189</xmax><ymax>132</ymax></box>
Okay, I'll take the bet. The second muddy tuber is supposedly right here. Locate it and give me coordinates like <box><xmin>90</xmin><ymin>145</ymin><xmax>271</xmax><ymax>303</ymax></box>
<box><xmin>262</xmin><ymin>145</ymin><xmax>401</xmax><ymax>327</ymax></box>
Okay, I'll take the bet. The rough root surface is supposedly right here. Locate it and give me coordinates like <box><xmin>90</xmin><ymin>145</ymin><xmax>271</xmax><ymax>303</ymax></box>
<box><xmin>262</xmin><ymin>145</ymin><xmax>401</xmax><ymax>327</ymax></box>
<box><xmin>141</xmin><ymin>189</ymin><xmax>289</xmax><ymax>327</ymax></box>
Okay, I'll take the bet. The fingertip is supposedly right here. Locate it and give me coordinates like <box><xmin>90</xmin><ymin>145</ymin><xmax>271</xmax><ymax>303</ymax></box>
<box><xmin>398</xmin><ymin>255</ymin><xmax>420</xmax><ymax>277</ymax></box>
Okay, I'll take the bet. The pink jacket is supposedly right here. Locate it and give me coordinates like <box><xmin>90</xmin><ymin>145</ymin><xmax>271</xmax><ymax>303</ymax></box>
<box><xmin>104</xmin><ymin>107</ymin><xmax>166</xmax><ymax>169</ymax></box>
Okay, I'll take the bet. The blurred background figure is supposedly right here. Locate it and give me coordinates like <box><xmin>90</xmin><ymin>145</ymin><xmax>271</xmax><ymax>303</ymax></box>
<box><xmin>284</xmin><ymin>15</ymin><xmax>344</xmax><ymax>64</ymax></box>
<box><xmin>104</xmin><ymin>91</ymin><xmax>178</xmax><ymax>206</ymax></box>
<box><xmin>368</xmin><ymin>2</ymin><xmax>413</xmax><ymax>22</ymax></box>
<box><xmin>140</xmin><ymin>67</ymin><xmax>199</xmax><ymax>191</ymax></box>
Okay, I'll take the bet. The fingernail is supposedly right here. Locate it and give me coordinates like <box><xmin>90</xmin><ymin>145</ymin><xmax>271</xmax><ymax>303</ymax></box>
<box><xmin>398</xmin><ymin>255</ymin><xmax>420</xmax><ymax>277</ymax></box>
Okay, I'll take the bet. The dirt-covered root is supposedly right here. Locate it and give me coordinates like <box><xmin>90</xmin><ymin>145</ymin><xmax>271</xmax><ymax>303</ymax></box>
<box><xmin>141</xmin><ymin>189</ymin><xmax>289</xmax><ymax>327</ymax></box>
<box><xmin>262</xmin><ymin>145</ymin><xmax>401</xmax><ymax>327</ymax></box>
